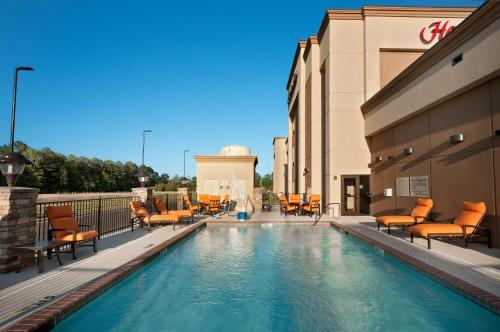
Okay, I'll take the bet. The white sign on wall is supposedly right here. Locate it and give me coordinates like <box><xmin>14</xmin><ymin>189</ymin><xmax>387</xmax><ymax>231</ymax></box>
<box><xmin>396</xmin><ymin>177</ymin><xmax>410</xmax><ymax>197</ymax></box>
<box><xmin>410</xmin><ymin>176</ymin><xmax>429</xmax><ymax>197</ymax></box>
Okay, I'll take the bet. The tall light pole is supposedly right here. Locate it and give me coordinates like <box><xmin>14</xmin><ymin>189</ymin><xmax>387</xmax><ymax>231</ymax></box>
<box><xmin>137</xmin><ymin>129</ymin><xmax>152</xmax><ymax>187</ymax></box>
<box><xmin>0</xmin><ymin>67</ymin><xmax>34</xmax><ymax>186</ymax></box>
<box><xmin>181</xmin><ymin>149</ymin><xmax>190</xmax><ymax>185</ymax></box>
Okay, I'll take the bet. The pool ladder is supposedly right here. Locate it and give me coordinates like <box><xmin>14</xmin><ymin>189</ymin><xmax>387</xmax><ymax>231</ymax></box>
<box><xmin>313</xmin><ymin>202</ymin><xmax>340</xmax><ymax>225</ymax></box>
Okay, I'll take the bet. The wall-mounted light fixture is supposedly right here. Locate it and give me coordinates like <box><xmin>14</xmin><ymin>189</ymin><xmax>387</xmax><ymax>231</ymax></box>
<box><xmin>449</xmin><ymin>133</ymin><xmax>465</xmax><ymax>144</ymax></box>
<box><xmin>404</xmin><ymin>147</ymin><xmax>413</xmax><ymax>155</ymax></box>
<box><xmin>495</xmin><ymin>129</ymin><xmax>500</xmax><ymax>136</ymax></box>
<box><xmin>452</xmin><ymin>53</ymin><xmax>463</xmax><ymax>66</ymax></box>
<box><xmin>375</xmin><ymin>156</ymin><xmax>383</xmax><ymax>162</ymax></box>
<box><xmin>303</xmin><ymin>167</ymin><xmax>309</xmax><ymax>176</ymax></box>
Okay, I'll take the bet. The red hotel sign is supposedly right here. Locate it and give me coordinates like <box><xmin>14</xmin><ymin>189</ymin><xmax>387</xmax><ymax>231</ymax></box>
<box><xmin>419</xmin><ymin>20</ymin><xmax>455</xmax><ymax>44</ymax></box>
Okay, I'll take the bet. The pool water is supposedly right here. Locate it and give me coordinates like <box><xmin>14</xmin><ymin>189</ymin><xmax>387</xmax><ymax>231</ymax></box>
<box><xmin>54</xmin><ymin>225</ymin><xmax>499</xmax><ymax>331</ymax></box>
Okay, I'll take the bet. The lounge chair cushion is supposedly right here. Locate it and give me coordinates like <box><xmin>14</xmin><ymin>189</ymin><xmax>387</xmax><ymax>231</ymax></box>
<box><xmin>376</xmin><ymin>215</ymin><xmax>416</xmax><ymax>226</ymax></box>
<box><xmin>408</xmin><ymin>223</ymin><xmax>463</xmax><ymax>237</ymax></box>
<box><xmin>163</xmin><ymin>210</ymin><xmax>193</xmax><ymax>217</ymax></box>
<box><xmin>410</xmin><ymin>198</ymin><xmax>433</xmax><ymax>218</ymax></box>
<box><xmin>146</xmin><ymin>214</ymin><xmax>181</xmax><ymax>223</ymax></box>
<box><xmin>47</xmin><ymin>206</ymin><xmax>82</xmax><ymax>239</ymax></box>
<box><xmin>59</xmin><ymin>230</ymin><xmax>99</xmax><ymax>242</ymax></box>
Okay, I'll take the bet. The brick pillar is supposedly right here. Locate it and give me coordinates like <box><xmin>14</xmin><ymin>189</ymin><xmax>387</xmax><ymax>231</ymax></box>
<box><xmin>0</xmin><ymin>187</ymin><xmax>39</xmax><ymax>274</ymax></box>
<box><xmin>253</xmin><ymin>188</ymin><xmax>263</xmax><ymax>213</ymax></box>
<box><xmin>132</xmin><ymin>187</ymin><xmax>153</xmax><ymax>210</ymax></box>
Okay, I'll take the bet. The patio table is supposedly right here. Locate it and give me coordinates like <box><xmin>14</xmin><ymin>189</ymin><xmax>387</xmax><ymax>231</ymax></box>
<box><xmin>15</xmin><ymin>240</ymin><xmax>69</xmax><ymax>273</ymax></box>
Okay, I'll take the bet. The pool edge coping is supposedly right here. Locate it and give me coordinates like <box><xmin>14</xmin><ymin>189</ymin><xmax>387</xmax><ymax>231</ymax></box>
<box><xmin>4</xmin><ymin>221</ymin><xmax>207</xmax><ymax>332</ymax></box>
<box><xmin>329</xmin><ymin>220</ymin><xmax>500</xmax><ymax>316</ymax></box>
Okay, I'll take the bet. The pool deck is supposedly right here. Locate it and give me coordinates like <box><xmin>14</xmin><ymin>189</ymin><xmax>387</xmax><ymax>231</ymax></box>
<box><xmin>1</xmin><ymin>213</ymin><xmax>499</xmax><ymax>330</ymax></box>
<box><xmin>332</xmin><ymin>216</ymin><xmax>500</xmax><ymax>312</ymax></box>
<box><xmin>0</xmin><ymin>219</ymin><xmax>207</xmax><ymax>331</ymax></box>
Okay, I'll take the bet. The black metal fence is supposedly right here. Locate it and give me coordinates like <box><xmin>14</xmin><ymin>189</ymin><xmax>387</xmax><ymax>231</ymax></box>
<box><xmin>152</xmin><ymin>191</ymin><xmax>197</xmax><ymax>212</ymax></box>
<box><xmin>262</xmin><ymin>192</ymin><xmax>281</xmax><ymax>212</ymax></box>
<box><xmin>36</xmin><ymin>195</ymin><xmax>140</xmax><ymax>241</ymax></box>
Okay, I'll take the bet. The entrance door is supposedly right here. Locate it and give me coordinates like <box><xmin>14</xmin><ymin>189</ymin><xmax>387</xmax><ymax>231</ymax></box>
<box><xmin>341</xmin><ymin>175</ymin><xmax>370</xmax><ymax>216</ymax></box>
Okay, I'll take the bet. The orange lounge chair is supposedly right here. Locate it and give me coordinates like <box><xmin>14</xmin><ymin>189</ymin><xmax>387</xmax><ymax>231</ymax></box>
<box><xmin>209</xmin><ymin>195</ymin><xmax>221</xmax><ymax>215</ymax></box>
<box><xmin>279</xmin><ymin>195</ymin><xmax>299</xmax><ymax>216</ymax></box>
<box><xmin>302</xmin><ymin>194</ymin><xmax>321</xmax><ymax>217</ymax></box>
<box><xmin>183</xmin><ymin>194</ymin><xmax>200</xmax><ymax>214</ymax></box>
<box><xmin>376</xmin><ymin>198</ymin><xmax>433</xmax><ymax>234</ymax></box>
<box><xmin>129</xmin><ymin>201</ymin><xmax>182</xmax><ymax>230</ymax></box>
<box><xmin>46</xmin><ymin>205</ymin><xmax>99</xmax><ymax>260</ymax></box>
<box><xmin>289</xmin><ymin>194</ymin><xmax>301</xmax><ymax>205</ymax></box>
<box><xmin>153</xmin><ymin>198</ymin><xmax>194</xmax><ymax>223</ymax></box>
<box><xmin>408</xmin><ymin>201</ymin><xmax>491</xmax><ymax>249</ymax></box>
<box><xmin>198</xmin><ymin>194</ymin><xmax>210</xmax><ymax>214</ymax></box>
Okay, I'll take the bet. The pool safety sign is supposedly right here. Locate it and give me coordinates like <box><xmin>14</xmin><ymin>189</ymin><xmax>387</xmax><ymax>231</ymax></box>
<box><xmin>396</xmin><ymin>176</ymin><xmax>429</xmax><ymax>197</ymax></box>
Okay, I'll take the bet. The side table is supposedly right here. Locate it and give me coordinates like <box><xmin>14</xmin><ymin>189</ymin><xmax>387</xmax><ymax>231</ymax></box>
<box><xmin>15</xmin><ymin>240</ymin><xmax>69</xmax><ymax>273</ymax></box>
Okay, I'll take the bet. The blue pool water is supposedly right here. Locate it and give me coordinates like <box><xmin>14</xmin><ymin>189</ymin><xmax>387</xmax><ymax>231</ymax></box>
<box><xmin>54</xmin><ymin>225</ymin><xmax>499</xmax><ymax>331</ymax></box>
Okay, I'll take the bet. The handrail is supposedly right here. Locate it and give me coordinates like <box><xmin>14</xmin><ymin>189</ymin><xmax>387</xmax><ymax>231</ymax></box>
<box><xmin>314</xmin><ymin>202</ymin><xmax>340</xmax><ymax>225</ymax></box>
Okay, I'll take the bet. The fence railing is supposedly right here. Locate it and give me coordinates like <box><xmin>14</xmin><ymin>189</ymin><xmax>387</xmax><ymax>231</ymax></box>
<box><xmin>262</xmin><ymin>192</ymin><xmax>281</xmax><ymax>212</ymax></box>
<box><xmin>36</xmin><ymin>195</ymin><xmax>140</xmax><ymax>241</ymax></box>
<box><xmin>152</xmin><ymin>191</ymin><xmax>188</xmax><ymax>212</ymax></box>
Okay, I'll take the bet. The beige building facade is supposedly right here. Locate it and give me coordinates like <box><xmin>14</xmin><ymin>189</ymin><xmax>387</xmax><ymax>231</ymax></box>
<box><xmin>362</xmin><ymin>2</ymin><xmax>500</xmax><ymax>246</ymax></box>
<box><xmin>285</xmin><ymin>5</ymin><xmax>473</xmax><ymax>215</ymax></box>
<box><xmin>195</xmin><ymin>145</ymin><xmax>258</xmax><ymax>201</ymax></box>
<box><xmin>273</xmin><ymin>137</ymin><xmax>287</xmax><ymax>193</ymax></box>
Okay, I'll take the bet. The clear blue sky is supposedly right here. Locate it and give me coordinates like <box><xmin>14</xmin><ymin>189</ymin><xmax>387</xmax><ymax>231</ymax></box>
<box><xmin>0</xmin><ymin>0</ymin><xmax>481</xmax><ymax>177</ymax></box>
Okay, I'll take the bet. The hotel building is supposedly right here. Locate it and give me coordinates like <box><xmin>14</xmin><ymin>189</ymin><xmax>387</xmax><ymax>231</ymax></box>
<box><xmin>273</xmin><ymin>137</ymin><xmax>287</xmax><ymax>193</ymax></box>
<box><xmin>362</xmin><ymin>2</ymin><xmax>500</xmax><ymax>247</ymax></box>
<box><xmin>284</xmin><ymin>5</ymin><xmax>473</xmax><ymax>216</ymax></box>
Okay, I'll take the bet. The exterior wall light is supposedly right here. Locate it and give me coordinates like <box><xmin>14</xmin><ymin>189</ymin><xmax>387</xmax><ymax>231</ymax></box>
<box><xmin>0</xmin><ymin>152</ymin><xmax>33</xmax><ymax>186</ymax></box>
<box><xmin>137</xmin><ymin>170</ymin><xmax>149</xmax><ymax>187</ymax></box>
<box><xmin>449</xmin><ymin>133</ymin><xmax>465</xmax><ymax>144</ymax></box>
<box><xmin>404</xmin><ymin>147</ymin><xmax>413</xmax><ymax>155</ymax></box>
<box><xmin>375</xmin><ymin>156</ymin><xmax>383</xmax><ymax>162</ymax></box>
<box><xmin>0</xmin><ymin>66</ymin><xmax>34</xmax><ymax>186</ymax></box>
<box><xmin>303</xmin><ymin>167</ymin><xmax>309</xmax><ymax>176</ymax></box>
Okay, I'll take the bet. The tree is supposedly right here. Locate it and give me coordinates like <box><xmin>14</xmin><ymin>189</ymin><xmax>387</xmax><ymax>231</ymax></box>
<box><xmin>262</xmin><ymin>173</ymin><xmax>273</xmax><ymax>191</ymax></box>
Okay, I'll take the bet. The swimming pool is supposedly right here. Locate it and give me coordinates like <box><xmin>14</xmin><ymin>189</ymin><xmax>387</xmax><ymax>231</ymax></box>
<box><xmin>54</xmin><ymin>225</ymin><xmax>499</xmax><ymax>331</ymax></box>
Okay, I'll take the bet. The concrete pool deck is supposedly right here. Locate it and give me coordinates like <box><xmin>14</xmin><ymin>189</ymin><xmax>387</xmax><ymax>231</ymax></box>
<box><xmin>1</xmin><ymin>213</ymin><xmax>499</xmax><ymax>330</ymax></box>
<box><xmin>331</xmin><ymin>216</ymin><xmax>500</xmax><ymax>313</ymax></box>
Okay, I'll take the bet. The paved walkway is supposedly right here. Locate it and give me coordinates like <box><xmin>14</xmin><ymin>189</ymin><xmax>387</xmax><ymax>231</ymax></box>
<box><xmin>335</xmin><ymin>216</ymin><xmax>500</xmax><ymax>297</ymax></box>
<box><xmin>0</xmin><ymin>220</ymin><xmax>206</xmax><ymax>329</ymax></box>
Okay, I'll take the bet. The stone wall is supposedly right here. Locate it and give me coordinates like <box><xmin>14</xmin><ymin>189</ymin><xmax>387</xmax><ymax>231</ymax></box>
<box><xmin>252</xmin><ymin>188</ymin><xmax>263</xmax><ymax>213</ymax></box>
<box><xmin>0</xmin><ymin>187</ymin><xmax>39</xmax><ymax>273</ymax></box>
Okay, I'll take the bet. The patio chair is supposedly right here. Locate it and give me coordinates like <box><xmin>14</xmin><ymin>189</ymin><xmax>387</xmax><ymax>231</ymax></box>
<box><xmin>376</xmin><ymin>198</ymin><xmax>433</xmax><ymax>234</ymax></box>
<box><xmin>408</xmin><ymin>201</ymin><xmax>491</xmax><ymax>249</ymax></box>
<box><xmin>302</xmin><ymin>194</ymin><xmax>321</xmax><ymax>217</ymax></box>
<box><xmin>183</xmin><ymin>194</ymin><xmax>200</xmax><ymax>214</ymax></box>
<box><xmin>209</xmin><ymin>195</ymin><xmax>221</xmax><ymax>215</ymax></box>
<box><xmin>153</xmin><ymin>198</ymin><xmax>194</xmax><ymax>223</ymax></box>
<box><xmin>289</xmin><ymin>194</ymin><xmax>301</xmax><ymax>205</ymax></box>
<box><xmin>129</xmin><ymin>201</ymin><xmax>182</xmax><ymax>231</ymax></box>
<box><xmin>198</xmin><ymin>194</ymin><xmax>210</xmax><ymax>214</ymax></box>
<box><xmin>46</xmin><ymin>205</ymin><xmax>98</xmax><ymax>260</ymax></box>
<box><xmin>279</xmin><ymin>195</ymin><xmax>299</xmax><ymax>216</ymax></box>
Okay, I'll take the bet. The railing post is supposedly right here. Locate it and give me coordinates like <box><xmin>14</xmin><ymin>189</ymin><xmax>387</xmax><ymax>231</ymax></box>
<box><xmin>97</xmin><ymin>196</ymin><xmax>102</xmax><ymax>239</ymax></box>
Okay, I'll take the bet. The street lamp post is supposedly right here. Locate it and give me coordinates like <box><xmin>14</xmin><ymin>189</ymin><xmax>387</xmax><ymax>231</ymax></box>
<box><xmin>0</xmin><ymin>67</ymin><xmax>34</xmax><ymax>186</ymax></box>
<box><xmin>180</xmin><ymin>149</ymin><xmax>190</xmax><ymax>185</ymax></box>
<box><xmin>137</xmin><ymin>129</ymin><xmax>152</xmax><ymax>187</ymax></box>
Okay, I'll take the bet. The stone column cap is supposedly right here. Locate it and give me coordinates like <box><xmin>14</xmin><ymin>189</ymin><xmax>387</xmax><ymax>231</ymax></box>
<box><xmin>0</xmin><ymin>186</ymin><xmax>40</xmax><ymax>193</ymax></box>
